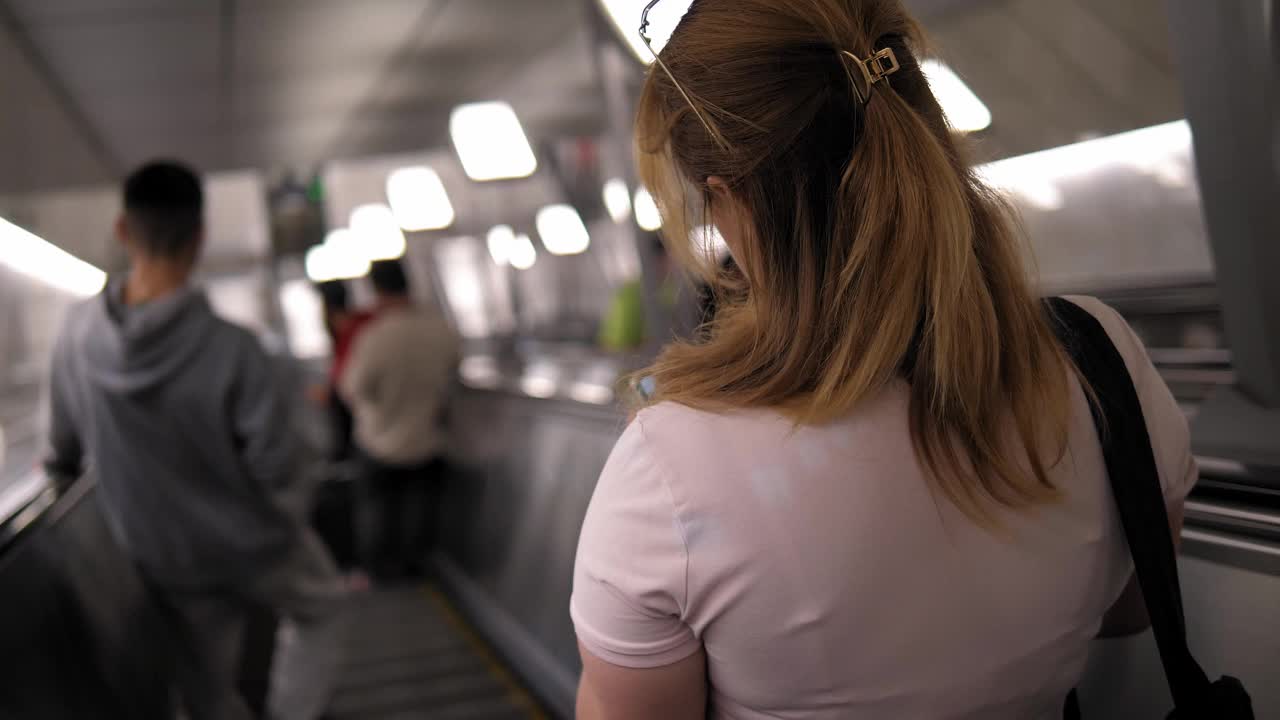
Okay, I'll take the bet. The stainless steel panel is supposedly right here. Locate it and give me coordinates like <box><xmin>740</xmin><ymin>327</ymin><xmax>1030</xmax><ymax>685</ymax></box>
<box><xmin>435</xmin><ymin>389</ymin><xmax>623</xmax><ymax>715</ymax></box>
<box><xmin>1077</xmin><ymin>552</ymin><xmax>1280</xmax><ymax>717</ymax></box>
<box><xmin>0</xmin><ymin>479</ymin><xmax>171</xmax><ymax>718</ymax></box>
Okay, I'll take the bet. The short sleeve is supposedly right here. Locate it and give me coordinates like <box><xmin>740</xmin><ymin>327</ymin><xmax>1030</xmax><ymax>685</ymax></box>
<box><xmin>571</xmin><ymin>420</ymin><xmax>700</xmax><ymax>669</ymax></box>
<box><xmin>1065</xmin><ymin>296</ymin><xmax>1200</xmax><ymax>507</ymax></box>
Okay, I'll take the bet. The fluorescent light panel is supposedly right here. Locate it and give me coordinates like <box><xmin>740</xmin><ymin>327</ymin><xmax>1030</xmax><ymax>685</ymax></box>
<box><xmin>603</xmin><ymin>178</ymin><xmax>632</xmax><ymax>223</ymax></box>
<box><xmin>350</xmin><ymin>203</ymin><xmax>406</xmax><ymax>261</ymax></box>
<box><xmin>450</xmin><ymin>101</ymin><xmax>538</xmax><ymax>182</ymax></box>
<box><xmin>599</xmin><ymin>0</ymin><xmax>693</xmax><ymax>63</ymax></box>
<box><xmin>306</xmin><ymin>228</ymin><xmax>371</xmax><ymax>282</ymax></box>
<box><xmin>536</xmin><ymin>204</ymin><xmax>591</xmax><ymax>256</ymax></box>
<box><xmin>597</xmin><ymin>0</ymin><xmax>993</xmax><ymax>137</ymax></box>
<box><xmin>487</xmin><ymin>224</ymin><xmax>516</xmax><ymax>266</ymax></box>
<box><xmin>921</xmin><ymin>60</ymin><xmax>992</xmax><ymax>133</ymax></box>
<box><xmin>634</xmin><ymin>187</ymin><xmax>662</xmax><ymax>231</ymax></box>
<box><xmin>0</xmin><ymin>216</ymin><xmax>107</xmax><ymax>297</ymax></box>
<box><xmin>509</xmin><ymin>233</ymin><xmax>538</xmax><ymax>270</ymax></box>
<box><xmin>387</xmin><ymin>166</ymin><xmax>455</xmax><ymax>231</ymax></box>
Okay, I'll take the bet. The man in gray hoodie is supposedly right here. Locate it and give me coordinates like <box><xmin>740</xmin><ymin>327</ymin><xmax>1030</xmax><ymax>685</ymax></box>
<box><xmin>45</xmin><ymin>160</ymin><xmax>345</xmax><ymax>720</ymax></box>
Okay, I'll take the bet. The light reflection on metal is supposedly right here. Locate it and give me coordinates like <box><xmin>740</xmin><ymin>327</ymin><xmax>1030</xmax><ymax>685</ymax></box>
<box><xmin>978</xmin><ymin>120</ymin><xmax>1193</xmax><ymax>212</ymax></box>
<box><xmin>521</xmin><ymin>376</ymin><xmax>559</xmax><ymax>399</ymax></box>
<box><xmin>0</xmin><ymin>216</ymin><xmax>107</xmax><ymax>297</ymax></box>
<box><xmin>460</xmin><ymin>356</ymin><xmax>502</xmax><ymax>389</ymax></box>
<box><xmin>278</xmin><ymin>280</ymin><xmax>331</xmax><ymax>359</ymax></box>
<box><xmin>569</xmin><ymin>382</ymin><xmax>614</xmax><ymax>405</ymax></box>
<box><xmin>521</xmin><ymin>360</ymin><xmax>562</xmax><ymax>399</ymax></box>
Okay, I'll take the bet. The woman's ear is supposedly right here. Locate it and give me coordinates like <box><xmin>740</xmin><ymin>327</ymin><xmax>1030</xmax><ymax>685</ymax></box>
<box><xmin>706</xmin><ymin>176</ymin><xmax>732</xmax><ymax>198</ymax></box>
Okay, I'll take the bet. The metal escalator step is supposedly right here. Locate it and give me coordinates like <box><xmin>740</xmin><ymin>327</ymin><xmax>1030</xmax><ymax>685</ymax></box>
<box><xmin>369</xmin><ymin>697</ymin><xmax>534</xmax><ymax>720</ymax></box>
<box><xmin>325</xmin><ymin>585</ymin><xmax>543</xmax><ymax>719</ymax></box>
<box><xmin>337</xmin><ymin>652</ymin><xmax>490</xmax><ymax>693</ymax></box>
<box><xmin>330</xmin><ymin>671</ymin><xmax>510</xmax><ymax>717</ymax></box>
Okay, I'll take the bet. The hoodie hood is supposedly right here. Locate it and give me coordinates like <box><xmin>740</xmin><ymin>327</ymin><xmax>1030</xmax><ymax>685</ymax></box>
<box><xmin>83</xmin><ymin>277</ymin><xmax>218</xmax><ymax>394</ymax></box>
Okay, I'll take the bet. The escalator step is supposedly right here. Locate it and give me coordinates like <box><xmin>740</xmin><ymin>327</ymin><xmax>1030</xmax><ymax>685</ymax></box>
<box><xmin>326</xmin><ymin>585</ymin><xmax>546</xmax><ymax>719</ymax></box>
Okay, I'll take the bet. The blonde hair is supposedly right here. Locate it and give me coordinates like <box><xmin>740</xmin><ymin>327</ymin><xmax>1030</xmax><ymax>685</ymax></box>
<box><xmin>635</xmin><ymin>0</ymin><xmax>1075</xmax><ymax>525</ymax></box>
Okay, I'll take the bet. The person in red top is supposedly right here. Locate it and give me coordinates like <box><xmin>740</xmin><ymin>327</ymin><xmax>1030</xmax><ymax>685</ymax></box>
<box><xmin>316</xmin><ymin>280</ymin><xmax>373</xmax><ymax>461</ymax></box>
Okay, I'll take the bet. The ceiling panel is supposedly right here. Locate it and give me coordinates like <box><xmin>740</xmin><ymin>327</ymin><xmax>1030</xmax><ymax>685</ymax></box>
<box><xmin>19</xmin><ymin>13</ymin><xmax>219</xmax><ymax>100</ymax></box>
<box><xmin>1073</xmin><ymin>0</ymin><xmax>1175</xmax><ymax>71</ymax></box>
<box><xmin>5</xmin><ymin>0</ymin><xmax>216</xmax><ymax>24</ymax></box>
<box><xmin>1003</xmin><ymin>0</ymin><xmax>1181</xmax><ymax>127</ymax></box>
<box><xmin>927</xmin><ymin>0</ymin><xmax>1182</xmax><ymax>159</ymax></box>
<box><xmin>2</xmin><ymin>0</ymin><xmax>1185</xmax><ymax>194</ymax></box>
<box><xmin>234</xmin><ymin>0</ymin><xmax>427</xmax><ymax>79</ymax></box>
<box><xmin>0</xmin><ymin>17</ymin><xmax>114</xmax><ymax>192</ymax></box>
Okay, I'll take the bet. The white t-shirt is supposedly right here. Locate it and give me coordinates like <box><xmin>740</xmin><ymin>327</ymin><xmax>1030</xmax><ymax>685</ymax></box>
<box><xmin>571</xmin><ymin>297</ymin><xmax>1198</xmax><ymax>719</ymax></box>
<box><xmin>341</xmin><ymin>306</ymin><xmax>458</xmax><ymax>466</ymax></box>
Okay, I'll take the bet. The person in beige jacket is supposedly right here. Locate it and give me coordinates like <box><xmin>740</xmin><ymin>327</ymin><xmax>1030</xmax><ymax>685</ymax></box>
<box><xmin>340</xmin><ymin>259</ymin><xmax>458</xmax><ymax>582</ymax></box>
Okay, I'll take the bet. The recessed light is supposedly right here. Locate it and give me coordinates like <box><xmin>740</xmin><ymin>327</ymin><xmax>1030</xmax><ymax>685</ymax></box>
<box><xmin>450</xmin><ymin>101</ymin><xmax>539</xmax><ymax>182</ymax></box>
<box><xmin>386</xmin><ymin>166</ymin><xmax>455</xmax><ymax>231</ymax></box>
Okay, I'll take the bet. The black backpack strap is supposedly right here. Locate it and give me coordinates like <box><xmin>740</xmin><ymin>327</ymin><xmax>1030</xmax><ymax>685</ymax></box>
<box><xmin>1043</xmin><ymin>297</ymin><xmax>1213</xmax><ymax>711</ymax></box>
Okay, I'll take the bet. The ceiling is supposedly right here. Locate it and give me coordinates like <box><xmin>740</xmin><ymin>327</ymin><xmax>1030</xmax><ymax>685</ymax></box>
<box><xmin>0</xmin><ymin>0</ymin><xmax>1186</xmax><ymax>195</ymax></box>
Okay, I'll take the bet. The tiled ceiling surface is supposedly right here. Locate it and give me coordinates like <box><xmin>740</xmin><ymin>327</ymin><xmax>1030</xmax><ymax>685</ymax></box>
<box><xmin>0</xmin><ymin>0</ymin><xmax>1186</xmax><ymax>195</ymax></box>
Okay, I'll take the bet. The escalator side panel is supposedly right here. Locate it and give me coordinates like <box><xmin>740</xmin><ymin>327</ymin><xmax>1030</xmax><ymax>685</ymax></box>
<box><xmin>0</xmin><ymin>482</ymin><xmax>171</xmax><ymax>720</ymax></box>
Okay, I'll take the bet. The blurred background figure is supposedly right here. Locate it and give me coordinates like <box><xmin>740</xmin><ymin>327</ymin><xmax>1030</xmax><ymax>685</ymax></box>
<box><xmin>44</xmin><ymin>160</ymin><xmax>345</xmax><ymax>720</ymax></box>
<box><xmin>599</xmin><ymin>235</ymin><xmax>700</xmax><ymax>352</ymax></box>
<box><xmin>313</xmin><ymin>279</ymin><xmax>372</xmax><ymax>463</ymax></box>
<box><xmin>341</xmin><ymin>259</ymin><xmax>459</xmax><ymax>583</ymax></box>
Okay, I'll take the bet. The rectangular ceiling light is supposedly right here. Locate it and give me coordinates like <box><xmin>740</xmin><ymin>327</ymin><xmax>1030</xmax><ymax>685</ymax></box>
<box><xmin>509</xmin><ymin>233</ymin><xmax>538</xmax><ymax>270</ymax></box>
<box><xmin>0</xmin><ymin>216</ymin><xmax>106</xmax><ymax>297</ymax></box>
<box><xmin>350</xmin><ymin>204</ymin><xmax>407</xmax><ymax>260</ymax></box>
<box><xmin>599</xmin><ymin>0</ymin><xmax>693</xmax><ymax>63</ymax></box>
<box><xmin>536</xmin><ymin>204</ymin><xmax>591</xmax><ymax>256</ymax></box>
<box><xmin>306</xmin><ymin>228</ymin><xmax>371</xmax><ymax>282</ymax></box>
<box><xmin>387</xmin><ymin>166</ymin><xmax>455</xmax><ymax>231</ymax></box>
<box><xmin>450</xmin><ymin>101</ymin><xmax>539</xmax><ymax>182</ymax></box>
<box><xmin>487</xmin><ymin>224</ymin><xmax>516</xmax><ymax>266</ymax></box>
<box><xmin>921</xmin><ymin>59</ymin><xmax>992</xmax><ymax>133</ymax></box>
<box><xmin>599</xmin><ymin>1</ymin><xmax>994</xmax><ymax>137</ymax></box>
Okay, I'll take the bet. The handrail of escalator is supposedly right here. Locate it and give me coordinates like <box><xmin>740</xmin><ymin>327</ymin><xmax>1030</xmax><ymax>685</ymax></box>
<box><xmin>0</xmin><ymin>471</ymin><xmax>82</xmax><ymax>563</ymax></box>
<box><xmin>1147</xmin><ymin>347</ymin><xmax>1232</xmax><ymax>367</ymax></box>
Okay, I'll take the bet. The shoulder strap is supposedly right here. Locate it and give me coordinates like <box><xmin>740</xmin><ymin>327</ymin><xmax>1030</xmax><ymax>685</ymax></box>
<box><xmin>1043</xmin><ymin>297</ymin><xmax>1212</xmax><ymax>710</ymax></box>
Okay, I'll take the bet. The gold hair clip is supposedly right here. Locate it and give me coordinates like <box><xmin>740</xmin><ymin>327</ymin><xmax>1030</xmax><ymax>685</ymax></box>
<box><xmin>840</xmin><ymin>47</ymin><xmax>901</xmax><ymax>105</ymax></box>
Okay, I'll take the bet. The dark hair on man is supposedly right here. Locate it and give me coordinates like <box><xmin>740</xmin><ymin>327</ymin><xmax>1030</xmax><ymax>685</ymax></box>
<box><xmin>123</xmin><ymin>160</ymin><xmax>204</xmax><ymax>259</ymax></box>
<box><xmin>316</xmin><ymin>280</ymin><xmax>350</xmax><ymax>312</ymax></box>
<box><xmin>369</xmin><ymin>259</ymin><xmax>409</xmax><ymax>296</ymax></box>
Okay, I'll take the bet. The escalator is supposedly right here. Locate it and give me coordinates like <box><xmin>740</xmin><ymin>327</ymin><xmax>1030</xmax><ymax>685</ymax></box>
<box><xmin>328</xmin><ymin>586</ymin><xmax>546</xmax><ymax>719</ymax></box>
<box><xmin>0</xmin><ymin>475</ymin><xmax>550</xmax><ymax>720</ymax></box>
<box><xmin>1097</xmin><ymin>282</ymin><xmax>1280</xmax><ymax>575</ymax></box>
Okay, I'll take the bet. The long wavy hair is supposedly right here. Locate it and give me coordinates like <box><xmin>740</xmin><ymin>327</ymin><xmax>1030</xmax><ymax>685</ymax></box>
<box><xmin>634</xmin><ymin>0</ymin><xmax>1077</xmax><ymax>525</ymax></box>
